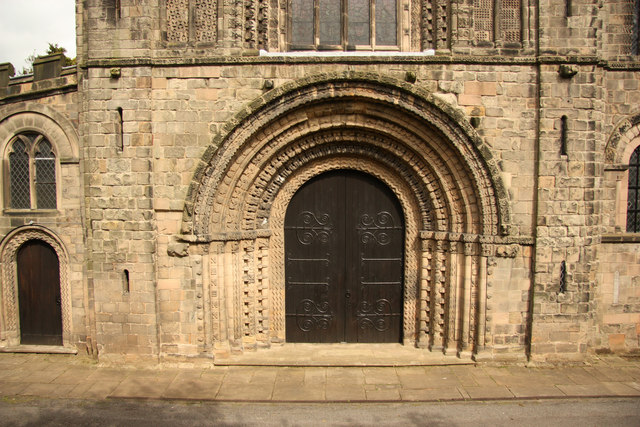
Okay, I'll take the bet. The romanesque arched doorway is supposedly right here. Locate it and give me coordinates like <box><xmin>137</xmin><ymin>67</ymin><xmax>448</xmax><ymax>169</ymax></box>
<box><xmin>284</xmin><ymin>170</ymin><xmax>404</xmax><ymax>343</ymax></box>
<box><xmin>17</xmin><ymin>240</ymin><xmax>62</xmax><ymax>345</ymax></box>
<box><xmin>182</xmin><ymin>73</ymin><xmax>512</xmax><ymax>357</ymax></box>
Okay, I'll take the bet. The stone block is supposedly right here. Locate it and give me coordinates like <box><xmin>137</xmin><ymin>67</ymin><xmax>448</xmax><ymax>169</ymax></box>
<box><xmin>0</xmin><ymin>62</ymin><xmax>15</xmax><ymax>88</ymax></box>
<box><xmin>33</xmin><ymin>53</ymin><xmax>65</xmax><ymax>81</ymax></box>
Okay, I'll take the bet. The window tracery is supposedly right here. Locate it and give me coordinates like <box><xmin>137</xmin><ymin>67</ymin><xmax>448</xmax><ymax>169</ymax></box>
<box><xmin>290</xmin><ymin>0</ymin><xmax>398</xmax><ymax>50</ymax></box>
<box><xmin>6</xmin><ymin>133</ymin><xmax>57</xmax><ymax>210</ymax></box>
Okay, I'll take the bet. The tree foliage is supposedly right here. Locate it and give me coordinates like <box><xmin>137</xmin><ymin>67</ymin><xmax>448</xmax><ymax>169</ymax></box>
<box><xmin>20</xmin><ymin>43</ymin><xmax>76</xmax><ymax>75</ymax></box>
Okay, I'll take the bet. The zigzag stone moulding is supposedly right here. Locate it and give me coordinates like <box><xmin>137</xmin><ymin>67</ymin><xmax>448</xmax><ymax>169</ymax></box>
<box><xmin>182</xmin><ymin>73</ymin><xmax>510</xmax><ymax>240</ymax></box>
<box><xmin>0</xmin><ymin>227</ymin><xmax>71</xmax><ymax>347</ymax></box>
<box><xmin>605</xmin><ymin>112</ymin><xmax>640</xmax><ymax>165</ymax></box>
<box><xmin>183</xmin><ymin>73</ymin><xmax>510</xmax><ymax>355</ymax></box>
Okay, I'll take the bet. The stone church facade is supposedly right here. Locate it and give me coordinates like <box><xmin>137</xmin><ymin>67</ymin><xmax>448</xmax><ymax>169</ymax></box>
<box><xmin>0</xmin><ymin>0</ymin><xmax>639</xmax><ymax>363</ymax></box>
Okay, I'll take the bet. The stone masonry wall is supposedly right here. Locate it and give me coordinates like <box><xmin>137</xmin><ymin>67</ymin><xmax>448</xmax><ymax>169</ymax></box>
<box><xmin>596</xmin><ymin>243</ymin><xmax>640</xmax><ymax>352</ymax></box>
<box><xmin>74</xmin><ymin>0</ymin><xmax>640</xmax><ymax>362</ymax></box>
<box><xmin>81</xmin><ymin>66</ymin><xmax>158</xmax><ymax>361</ymax></box>
<box><xmin>132</xmin><ymin>61</ymin><xmax>537</xmax><ymax>360</ymax></box>
<box><xmin>0</xmin><ymin>71</ymin><xmax>88</xmax><ymax>352</ymax></box>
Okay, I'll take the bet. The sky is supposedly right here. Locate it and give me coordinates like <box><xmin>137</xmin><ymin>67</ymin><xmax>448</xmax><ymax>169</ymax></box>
<box><xmin>0</xmin><ymin>0</ymin><xmax>76</xmax><ymax>74</ymax></box>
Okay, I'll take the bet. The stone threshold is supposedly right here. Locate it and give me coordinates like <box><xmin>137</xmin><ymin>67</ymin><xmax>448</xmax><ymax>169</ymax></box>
<box><xmin>214</xmin><ymin>343</ymin><xmax>476</xmax><ymax>367</ymax></box>
<box><xmin>0</xmin><ymin>345</ymin><xmax>78</xmax><ymax>355</ymax></box>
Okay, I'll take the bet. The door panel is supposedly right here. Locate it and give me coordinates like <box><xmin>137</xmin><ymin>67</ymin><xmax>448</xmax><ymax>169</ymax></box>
<box><xmin>17</xmin><ymin>240</ymin><xmax>62</xmax><ymax>346</ymax></box>
<box><xmin>285</xmin><ymin>170</ymin><xmax>404</xmax><ymax>343</ymax></box>
<box><xmin>285</xmin><ymin>172</ymin><xmax>345</xmax><ymax>342</ymax></box>
<box><xmin>345</xmin><ymin>172</ymin><xmax>404</xmax><ymax>343</ymax></box>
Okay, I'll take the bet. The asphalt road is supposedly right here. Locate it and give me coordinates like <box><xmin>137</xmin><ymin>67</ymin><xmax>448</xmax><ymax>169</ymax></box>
<box><xmin>0</xmin><ymin>397</ymin><xmax>638</xmax><ymax>426</ymax></box>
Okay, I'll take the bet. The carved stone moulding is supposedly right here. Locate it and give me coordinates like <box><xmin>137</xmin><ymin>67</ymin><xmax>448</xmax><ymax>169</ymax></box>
<box><xmin>0</xmin><ymin>226</ymin><xmax>72</xmax><ymax>349</ymax></box>
<box><xmin>183</xmin><ymin>72</ymin><xmax>511</xmax><ymax>355</ymax></box>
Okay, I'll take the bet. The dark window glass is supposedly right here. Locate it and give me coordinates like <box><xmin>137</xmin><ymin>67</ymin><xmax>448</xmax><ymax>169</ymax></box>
<box><xmin>375</xmin><ymin>0</ymin><xmax>396</xmax><ymax>45</ymax></box>
<box><xmin>35</xmin><ymin>140</ymin><xmax>57</xmax><ymax>209</ymax></box>
<box><xmin>290</xmin><ymin>0</ymin><xmax>397</xmax><ymax>50</ymax></box>
<box><xmin>627</xmin><ymin>146</ymin><xmax>640</xmax><ymax>232</ymax></box>
<box><xmin>348</xmin><ymin>0</ymin><xmax>370</xmax><ymax>46</ymax></box>
<box><xmin>319</xmin><ymin>0</ymin><xmax>341</xmax><ymax>45</ymax></box>
<box><xmin>9</xmin><ymin>139</ymin><xmax>31</xmax><ymax>209</ymax></box>
<box><xmin>7</xmin><ymin>133</ymin><xmax>57</xmax><ymax>210</ymax></box>
<box><xmin>291</xmin><ymin>0</ymin><xmax>314</xmax><ymax>45</ymax></box>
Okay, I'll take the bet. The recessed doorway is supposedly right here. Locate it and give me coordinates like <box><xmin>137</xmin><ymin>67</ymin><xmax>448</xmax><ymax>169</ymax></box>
<box><xmin>284</xmin><ymin>170</ymin><xmax>405</xmax><ymax>343</ymax></box>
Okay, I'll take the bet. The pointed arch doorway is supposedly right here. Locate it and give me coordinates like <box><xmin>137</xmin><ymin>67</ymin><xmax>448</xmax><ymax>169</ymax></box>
<box><xmin>17</xmin><ymin>240</ymin><xmax>63</xmax><ymax>345</ymax></box>
<box><xmin>284</xmin><ymin>170</ymin><xmax>404</xmax><ymax>343</ymax></box>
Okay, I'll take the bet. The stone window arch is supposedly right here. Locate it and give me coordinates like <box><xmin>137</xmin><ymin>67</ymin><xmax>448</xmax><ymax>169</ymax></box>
<box><xmin>5</xmin><ymin>132</ymin><xmax>58</xmax><ymax>210</ymax></box>
<box><xmin>0</xmin><ymin>107</ymin><xmax>79</xmax><ymax>212</ymax></box>
<box><xmin>604</xmin><ymin>114</ymin><xmax>640</xmax><ymax>233</ymax></box>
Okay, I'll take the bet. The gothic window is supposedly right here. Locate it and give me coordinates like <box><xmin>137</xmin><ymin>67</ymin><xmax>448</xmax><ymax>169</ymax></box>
<box><xmin>6</xmin><ymin>133</ymin><xmax>57</xmax><ymax>210</ymax></box>
<box><xmin>290</xmin><ymin>0</ymin><xmax>398</xmax><ymax>50</ymax></box>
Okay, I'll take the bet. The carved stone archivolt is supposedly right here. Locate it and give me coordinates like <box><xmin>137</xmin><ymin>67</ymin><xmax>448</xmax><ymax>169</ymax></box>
<box><xmin>0</xmin><ymin>226</ymin><xmax>72</xmax><ymax>347</ymax></box>
<box><xmin>184</xmin><ymin>72</ymin><xmax>511</xmax><ymax>355</ymax></box>
<box><xmin>605</xmin><ymin>112</ymin><xmax>640</xmax><ymax>166</ymax></box>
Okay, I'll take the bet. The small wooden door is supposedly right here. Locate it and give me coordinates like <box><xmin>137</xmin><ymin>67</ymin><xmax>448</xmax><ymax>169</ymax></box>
<box><xmin>17</xmin><ymin>240</ymin><xmax>62</xmax><ymax>345</ymax></box>
<box><xmin>285</xmin><ymin>170</ymin><xmax>404</xmax><ymax>343</ymax></box>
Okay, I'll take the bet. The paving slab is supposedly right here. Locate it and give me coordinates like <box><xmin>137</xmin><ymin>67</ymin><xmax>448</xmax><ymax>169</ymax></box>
<box><xmin>109</xmin><ymin>376</ymin><xmax>175</xmax><ymax>399</ymax></box>
<box><xmin>400</xmin><ymin>387</ymin><xmax>463</xmax><ymax>401</ymax></box>
<box><xmin>365</xmin><ymin>387</ymin><xmax>401</xmax><ymax>400</ymax></box>
<box><xmin>507</xmin><ymin>384</ymin><xmax>565</xmax><ymax>398</ymax></box>
<box><xmin>325</xmin><ymin>383</ymin><xmax>366</xmax><ymax>401</ymax></box>
<box><xmin>556</xmin><ymin>382</ymin><xmax>640</xmax><ymax>397</ymax></box>
<box><xmin>162</xmin><ymin>378</ymin><xmax>222</xmax><ymax>400</ymax></box>
<box><xmin>52</xmin><ymin>367</ymin><xmax>97</xmax><ymax>385</ymax></box>
<box><xmin>363</xmin><ymin>367</ymin><xmax>399</xmax><ymax>385</ymax></box>
<box><xmin>0</xmin><ymin>353</ymin><xmax>639</xmax><ymax>404</ymax></box>
<box><xmin>216</xmin><ymin>382</ymin><xmax>274</xmax><ymax>401</ymax></box>
<box><xmin>462</xmin><ymin>385</ymin><xmax>514</xmax><ymax>400</ymax></box>
<box><xmin>272</xmin><ymin>383</ymin><xmax>325</xmax><ymax>401</ymax></box>
<box><xmin>19</xmin><ymin>383</ymin><xmax>76</xmax><ymax>398</ymax></box>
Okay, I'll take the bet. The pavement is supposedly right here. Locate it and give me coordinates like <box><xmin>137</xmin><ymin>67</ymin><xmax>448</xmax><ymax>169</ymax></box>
<box><xmin>0</xmin><ymin>351</ymin><xmax>639</xmax><ymax>403</ymax></box>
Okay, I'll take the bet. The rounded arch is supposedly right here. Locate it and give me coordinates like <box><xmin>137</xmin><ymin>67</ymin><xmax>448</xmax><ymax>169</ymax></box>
<box><xmin>268</xmin><ymin>157</ymin><xmax>423</xmax><ymax>341</ymax></box>
<box><xmin>0</xmin><ymin>226</ymin><xmax>72</xmax><ymax>347</ymax></box>
<box><xmin>605</xmin><ymin>112</ymin><xmax>640</xmax><ymax>166</ymax></box>
<box><xmin>182</xmin><ymin>71</ymin><xmax>510</xmax><ymax>240</ymax></box>
<box><xmin>0</xmin><ymin>103</ymin><xmax>79</xmax><ymax>163</ymax></box>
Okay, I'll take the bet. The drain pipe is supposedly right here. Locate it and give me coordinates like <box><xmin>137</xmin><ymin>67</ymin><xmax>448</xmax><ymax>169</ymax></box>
<box><xmin>525</xmin><ymin>0</ymin><xmax>542</xmax><ymax>362</ymax></box>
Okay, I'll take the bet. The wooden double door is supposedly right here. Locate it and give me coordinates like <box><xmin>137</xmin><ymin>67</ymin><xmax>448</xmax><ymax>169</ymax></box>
<box><xmin>285</xmin><ymin>170</ymin><xmax>404</xmax><ymax>343</ymax></box>
<box><xmin>17</xmin><ymin>240</ymin><xmax>63</xmax><ymax>346</ymax></box>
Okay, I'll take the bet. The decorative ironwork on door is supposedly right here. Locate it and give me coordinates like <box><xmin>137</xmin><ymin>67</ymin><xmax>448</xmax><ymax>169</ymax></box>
<box><xmin>285</xmin><ymin>170</ymin><xmax>404</xmax><ymax>343</ymax></box>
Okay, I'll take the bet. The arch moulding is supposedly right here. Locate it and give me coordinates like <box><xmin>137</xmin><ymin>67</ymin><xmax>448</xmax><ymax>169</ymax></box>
<box><xmin>0</xmin><ymin>226</ymin><xmax>73</xmax><ymax>348</ymax></box>
<box><xmin>181</xmin><ymin>72</ymin><xmax>513</xmax><ymax>357</ymax></box>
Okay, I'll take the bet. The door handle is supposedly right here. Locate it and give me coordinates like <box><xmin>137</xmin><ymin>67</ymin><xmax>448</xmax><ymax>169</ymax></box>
<box><xmin>345</xmin><ymin>290</ymin><xmax>351</xmax><ymax>298</ymax></box>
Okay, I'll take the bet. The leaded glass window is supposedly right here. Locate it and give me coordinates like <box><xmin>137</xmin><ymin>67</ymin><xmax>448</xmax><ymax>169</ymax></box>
<box><xmin>627</xmin><ymin>146</ymin><xmax>640</xmax><ymax>232</ymax></box>
<box><xmin>290</xmin><ymin>0</ymin><xmax>398</xmax><ymax>50</ymax></box>
<box><xmin>9</xmin><ymin>139</ymin><xmax>31</xmax><ymax>209</ymax></box>
<box><xmin>35</xmin><ymin>140</ymin><xmax>57</xmax><ymax>209</ymax></box>
<box><xmin>6</xmin><ymin>133</ymin><xmax>57</xmax><ymax>210</ymax></box>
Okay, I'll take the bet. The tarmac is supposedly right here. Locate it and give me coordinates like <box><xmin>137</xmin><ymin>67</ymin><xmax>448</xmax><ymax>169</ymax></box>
<box><xmin>0</xmin><ymin>347</ymin><xmax>639</xmax><ymax>403</ymax></box>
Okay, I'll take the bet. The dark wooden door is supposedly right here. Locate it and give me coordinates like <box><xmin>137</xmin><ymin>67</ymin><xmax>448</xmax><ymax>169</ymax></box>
<box><xmin>285</xmin><ymin>170</ymin><xmax>404</xmax><ymax>343</ymax></box>
<box><xmin>17</xmin><ymin>240</ymin><xmax>62</xmax><ymax>345</ymax></box>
